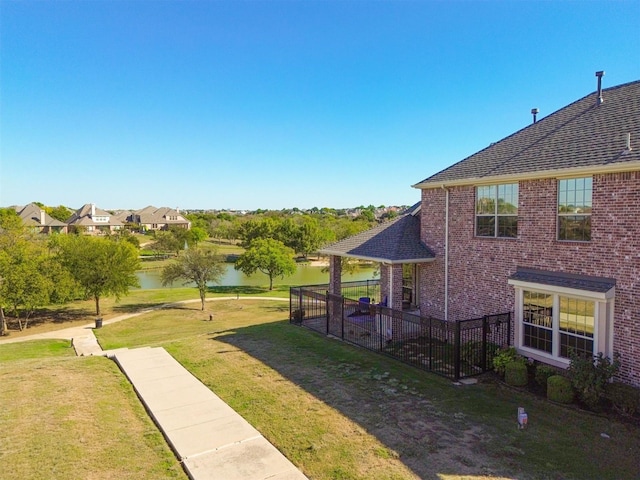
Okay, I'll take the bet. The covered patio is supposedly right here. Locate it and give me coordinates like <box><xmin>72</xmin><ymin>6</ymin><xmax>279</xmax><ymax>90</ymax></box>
<box><xmin>319</xmin><ymin>204</ymin><xmax>435</xmax><ymax>315</ymax></box>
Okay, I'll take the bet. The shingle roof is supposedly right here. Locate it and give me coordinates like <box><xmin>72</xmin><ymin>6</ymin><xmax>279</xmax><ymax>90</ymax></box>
<box><xmin>15</xmin><ymin>203</ymin><xmax>66</xmax><ymax>227</ymax></box>
<box><xmin>414</xmin><ymin>80</ymin><xmax>640</xmax><ymax>187</ymax></box>
<box><xmin>319</xmin><ymin>211</ymin><xmax>435</xmax><ymax>264</ymax></box>
<box><xmin>509</xmin><ymin>267</ymin><xmax>616</xmax><ymax>293</ymax></box>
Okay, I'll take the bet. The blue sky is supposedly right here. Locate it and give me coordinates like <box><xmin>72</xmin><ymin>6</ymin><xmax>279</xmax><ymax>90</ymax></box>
<box><xmin>1</xmin><ymin>1</ymin><xmax>638</xmax><ymax>211</ymax></box>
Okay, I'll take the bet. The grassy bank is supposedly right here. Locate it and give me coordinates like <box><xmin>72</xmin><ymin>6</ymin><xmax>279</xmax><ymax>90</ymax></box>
<box><xmin>95</xmin><ymin>300</ymin><xmax>640</xmax><ymax>480</ymax></box>
<box><xmin>0</xmin><ymin>285</ymin><xmax>289</xmax><ymax>339</ymax></box>
<box><xmin>0</xmin><ymin>351</ymin><xmax>186</xmax><ymax>480</ymax></box>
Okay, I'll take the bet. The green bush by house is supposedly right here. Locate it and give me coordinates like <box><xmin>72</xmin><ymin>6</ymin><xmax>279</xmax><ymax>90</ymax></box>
<box><xmin>547</xmin><ymin>375</ymin><xmax>574</xmax><ymax>404</ymax></box>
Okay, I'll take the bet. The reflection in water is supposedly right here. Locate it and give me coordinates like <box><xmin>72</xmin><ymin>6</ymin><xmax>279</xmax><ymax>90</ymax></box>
<box><xmin>136</xmin><ymin>263</ymin><xmax>378</xmax><ymax>289</ymax></box>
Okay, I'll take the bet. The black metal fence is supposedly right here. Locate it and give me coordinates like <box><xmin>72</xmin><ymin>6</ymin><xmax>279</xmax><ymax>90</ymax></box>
<box><xmin>290</xmin><ymin>284</ymin><xmax>511</xmax><ymax>380</ymax></box>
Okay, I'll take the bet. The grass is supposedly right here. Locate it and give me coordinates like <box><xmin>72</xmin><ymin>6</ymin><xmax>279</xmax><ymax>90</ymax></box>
<box><xmin>4</xmin><ymin>297</ymin><xmax>639</xmax><ymax>479</ymax></box>
<box><xmin>0</xmin><ymin>285</ymin><xmax>289</xmax><ymax>339</ymax></box>
<box><xmin>0</xmin><ymin>352</ymin><xmax>186</xmax><ymax>480</ymax></box>
<box><xmin>0</xmin><ymin>339</ymin><xmax>76</xmax><ymax>361</ymax></box>
<box><xmin>94</xmin><ymin>300</ymin><xmax>640</xmax><ymax>480</ymax></box>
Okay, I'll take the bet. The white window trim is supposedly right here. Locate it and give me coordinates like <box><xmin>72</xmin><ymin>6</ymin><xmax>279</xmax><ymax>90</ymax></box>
<box><xmin>509</xmin><ymin>279</ymin><xmax>614</xmax><ymax>368</ymax></box>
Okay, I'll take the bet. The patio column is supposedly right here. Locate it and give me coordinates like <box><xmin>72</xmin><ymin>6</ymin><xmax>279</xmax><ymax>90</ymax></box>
<box><xmin>380</xmin><ymin>263</ymin><xmax>403</xmax><ymax>310</ymax></box>
<box><xmin>329</xmin><ymin>255</ymin><xmax>342</xmax><ymax>295</ymax></box>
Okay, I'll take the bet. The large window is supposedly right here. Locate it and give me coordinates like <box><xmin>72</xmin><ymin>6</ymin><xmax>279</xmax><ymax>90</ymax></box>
<box><xmin>476</xmin><ymin>183</ymin><xmax>518</xmax><ymax>238</ymax></box>
<box><xmin>558</xmin><ymin>177</ymin><xmax>592</xmax><ymax>241</ymax></box>
<box><xmin>523</xmin><ymin>291</ymin><xmax>594</xmax><ymax>360</ymax></box>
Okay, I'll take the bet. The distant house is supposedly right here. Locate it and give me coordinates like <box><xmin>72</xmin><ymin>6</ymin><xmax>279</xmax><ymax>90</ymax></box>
<box><xmin>14</xmin><ymin>203</ymin><xmax>68</xmax><ymax>234</ymax></box>
<box><xmin>130</xmin><ymin>206</ymin><xmax>191</xmax><ymax>231</ymax></box>
<box><xmin>66</xmin><ymin>203</ymin><xmax>123</xmax><ymax>234</ymax></box>
<box><xmin>322</xmin><ymin>76</ymin><xmax>640</xmax><ymax>386</ymax></box>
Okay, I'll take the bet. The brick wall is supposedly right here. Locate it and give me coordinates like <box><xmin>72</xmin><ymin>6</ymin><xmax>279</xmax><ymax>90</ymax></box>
<box><xmin>420</xmin><ymin>171</ymin><xmax>640</xmax><ymax>386</ymax></box>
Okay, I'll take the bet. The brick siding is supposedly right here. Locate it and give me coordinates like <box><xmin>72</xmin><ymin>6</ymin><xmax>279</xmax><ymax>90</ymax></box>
<box><xmin>420</xmin><ymin>171</ymin><xmax>640</xmax><ymax>386</ymax></box>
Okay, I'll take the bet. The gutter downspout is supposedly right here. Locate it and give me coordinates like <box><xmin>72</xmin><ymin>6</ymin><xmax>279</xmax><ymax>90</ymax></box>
<box><xmin>441</xmin><ymin>185</ymin><xmax>449</xmax><ymax>321</ymax></box>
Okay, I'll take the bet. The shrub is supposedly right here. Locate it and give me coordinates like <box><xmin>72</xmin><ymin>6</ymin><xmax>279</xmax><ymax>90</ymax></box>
<box><xmin>547</xmin><ymin>375</ymin><xmax>574</xmax><ymax>404</ymax></box>
<box><xmin>461</xmin><ymin>341</ymin><xmax>500</xmax><ymax>367</ymax></box>
<box><xmin>567</xmin><ymin>351</ymin><xmax>620</xmax><ymax>411</ymax></box>
<box><xmin>534</xmin><ymin>365</ymin><xmax>558</xmax><ymax>391</ymax></box>
<box><xmin>291</xmin><ymin>309</ymin><xmax>305</xmax><ymax>323</ymax></box>
<box><xmin>493</xmin><ymin>347</ymin><xmax>525</xmax><ymax>377</ymax></box>
<box><xmin>606</xmin><ymin>382</ymin><xmax>640</xmax><ymax>417</ymax></box>
<box><xmin>505</xmin><ymin>361</ymin><xmax>528</xmax><ymax>386</ymax></box>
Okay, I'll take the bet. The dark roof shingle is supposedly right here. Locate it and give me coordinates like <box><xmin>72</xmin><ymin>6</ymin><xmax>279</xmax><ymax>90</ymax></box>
<box><xmin>509</xmin><ymin>267</ymin><xmax>616</xmax><ymax>293</ymax></box>
<box><xmin>319</xmin><ymin>212</ymin><xmax>434</xmax><ymax>263</ymax></box>
<box><xmin>414</xmin><ymin>80</ymin><xmax>640</xmax><ymax>187</ymax></box>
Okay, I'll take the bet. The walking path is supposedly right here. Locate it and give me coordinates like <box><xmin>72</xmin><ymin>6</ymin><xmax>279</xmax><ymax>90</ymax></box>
<box><xmin>0</xmin><ymin>296</ymin><xmax>307</xmax><ymax>480</ymax></box>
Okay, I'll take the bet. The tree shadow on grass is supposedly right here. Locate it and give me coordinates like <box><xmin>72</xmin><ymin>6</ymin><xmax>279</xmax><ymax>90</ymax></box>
<box><xmin>3</xmin><ymin>307</ymin><xmax>93</xmax><ymax>331</ymax></box>
<box><xmin>207</xmin><ymin>285</ymin><xmax>290</xmax><ymax>295</ymax></box>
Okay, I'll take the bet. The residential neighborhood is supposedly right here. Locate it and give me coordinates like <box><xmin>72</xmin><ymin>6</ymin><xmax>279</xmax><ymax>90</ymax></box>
<box><xmin>13</xmin><ymin>203</ymin><xmax>192</xmax><ymax>234</ymax></box>
<box><xmin>3</xmin><ymin>3</ymin><xmax>640</xmax><ymax>479</ymax></box>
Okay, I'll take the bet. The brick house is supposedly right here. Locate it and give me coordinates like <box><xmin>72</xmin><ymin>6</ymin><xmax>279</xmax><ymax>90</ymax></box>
<box><xmin>324</xmin><ymin>76</ymin><xmax>639</xmax><ymax>386</ymax></box>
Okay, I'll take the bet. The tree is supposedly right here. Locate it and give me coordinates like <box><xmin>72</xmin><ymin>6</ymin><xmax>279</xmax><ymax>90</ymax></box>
<box><xmin>0</xmin><ymin>214</ymin><xmax>76</xmax><ymax>332</ymax></box>
<box><xmin>237</xmin><ymin>217</ymin><xmax>281</xmax><ymax>248</ymax></box>
<box><xmin>234</xmin><ymin>238</ymin><xmax>296</xmax><ymax>290</ymax></box>
<box><xmin>47</xmin><ymin>205</ymin><xmax>73</xmax><ymax>222</ymax></box>
<box><xmin>161</xmin><ymin>248</ymin><xmax>225</xmax><ymax>310</ymax></box>
<box><xmin>189</xmin><ymin>226</ymin><xmax>208</xmax><ymax>246</ymax></box>
<box><xmin>54</xmin><ymin>235</ymin><xmax>140</xmax><ymax>316</ymax></box>
<box><xmin>291</xmin><ymin>217</ymin><xmax>329</xmax><ymax>259</ymax></box>
<box><xmin>150</xmin><ymin>231</ymin><xmax>182</xmax><ymax>257</ymax></box>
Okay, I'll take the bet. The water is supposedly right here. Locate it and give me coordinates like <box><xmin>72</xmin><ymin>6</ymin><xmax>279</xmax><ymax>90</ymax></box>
<box><xmin>135</xmin><ymin>263</ymin><xmax>378</xmax><ymax>289</ymax></box>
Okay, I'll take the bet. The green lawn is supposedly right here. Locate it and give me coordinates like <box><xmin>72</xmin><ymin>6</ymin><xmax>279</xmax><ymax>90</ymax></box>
<box><xmin>95</xmin><ymin>300</ymin><xmax>640</xmax><ymax>480</ymax></box>
<box><xmin>0</xmin><ymin>352</ymin><xmax>186</xmax><ymax>480</ymax></box>
<box><xmin>3</xmin><ymin>297</ymin><xmax>638</xmax><ymax>479</ymax></box>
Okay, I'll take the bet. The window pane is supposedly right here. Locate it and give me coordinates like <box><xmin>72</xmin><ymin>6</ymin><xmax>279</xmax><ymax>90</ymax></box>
<box><xmin>560</xmin><ymin>333</ymin><xmax>593</xmax><ymax>359</ymax></box>
<box><xmin>559</xmin><ymin>297</ymin><xmax>594</xmax><ymax>337</ymax></box>
<box><xmin>476</xmin><ymin>186</ymin><xmax>496</xmax><ymax>214</ymax></box>
<box><xmin>497</xmin><ymin>216</ymin><xmax>518</xmax><ymax>238</ymax></box>
<box><xmin>524</xmin><ymin>291</ymin><xmax>553</xmax><ymax>327</ymax></box>
<box><xmin>559</xmin><ymin>215</ymin><xmax>591</xmax><ymax>241</ymax></box>
<box><xmin>524</xmin><ymin>324</ymin><xmax>553</xmax><ymax>353</ymax></box>
<box><xmin>476</xmin><ymin>216</ymin><xmax>495</xmax><ymax>236</ymax></box>
<box><xmin>498</xmin><ymin>184</ymin><xmax>518</xmax><ymax>214</ymax></box>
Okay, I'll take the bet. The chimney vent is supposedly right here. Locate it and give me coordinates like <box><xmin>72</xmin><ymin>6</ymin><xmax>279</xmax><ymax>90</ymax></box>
<box><xmin>531</xmin><ymin>108</ymin><xmax>539</xmax><ymax>124</ymax></box>
<box><xmin>595</xmin><ymin>70</ymin><xmax>605</xmax><ymax>105</ymax></box>
<box><xmin>40</xmin><ymin>209</ymin><xmax>46</xmax><ymax>225</ymax></box>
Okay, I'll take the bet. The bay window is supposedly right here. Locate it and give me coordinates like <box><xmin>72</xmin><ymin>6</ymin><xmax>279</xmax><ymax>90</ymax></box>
<box><xmin>509</xmin><ymin>268</ymin><xmax>615</xmax><ymax>367</ymax></box>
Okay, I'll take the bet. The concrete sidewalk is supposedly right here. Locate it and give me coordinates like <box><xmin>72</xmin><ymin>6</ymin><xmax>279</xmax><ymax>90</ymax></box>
<box><xmin>108</xmin><ymin>347</ymin><xmax>308</xmax><ymax>480</ymax></box>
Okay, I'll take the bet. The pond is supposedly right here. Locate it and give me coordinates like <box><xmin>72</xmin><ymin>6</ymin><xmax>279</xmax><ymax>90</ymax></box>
<box><xmin>135</xmin><ymin>263</ymin><xmax>379</xmax><ymax>289</ymax></box>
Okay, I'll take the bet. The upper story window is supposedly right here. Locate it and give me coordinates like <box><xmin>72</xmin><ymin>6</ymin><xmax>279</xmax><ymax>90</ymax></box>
<box><xmin>475</xmin><ymin>183</ymin><xmax>518</xmax><ymax>238</ymax></box>
<box><xmin>558</xmin><ymin>177</ymin><xmax>592</xmax><ymax>241</ymax></box>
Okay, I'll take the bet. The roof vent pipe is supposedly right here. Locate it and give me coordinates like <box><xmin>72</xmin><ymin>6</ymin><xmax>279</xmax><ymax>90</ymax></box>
<box><xmin>627</xmin><ymin>133</ymin><xmax>632</xmax><ymax>151</ymax></box>
<box><xmin>531</xmin><ymin>108</ymin><xmax>539</xmax><ymax>124</ymax></box>
<box><xmin>595</xmin><ymin>70</ymin><xmax>605</xmax><ymax>105</ymax></box>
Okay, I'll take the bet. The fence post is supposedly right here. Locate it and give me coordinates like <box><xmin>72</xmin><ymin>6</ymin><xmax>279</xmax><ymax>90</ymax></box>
<box><xmin>429</xmin><ymin>316</ymin><xmax>433</xmax><ymax>371</ymax></box>
<box><xmin>325</xmin><ymin>291</ymin><xmax>330</xmax><ymax>335</ymax></box>
<box><xmin>481</xmin><ymin>315</ymin><xmax>488</xmax><ymax>372</ymax></box>
<box><xmin>298</xmin><ymin>288</ymin><xmax>303</xmax><ymax>325</ymax></box>
<box><xmin>454</xmin><ymin>321</ymin><xmax>461</xmax><ymax>381</ymax></box>
<box><xmin>341</xmin><ymin>296</ymin><xmax>345</xmax><ymax>339</ymax></box>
